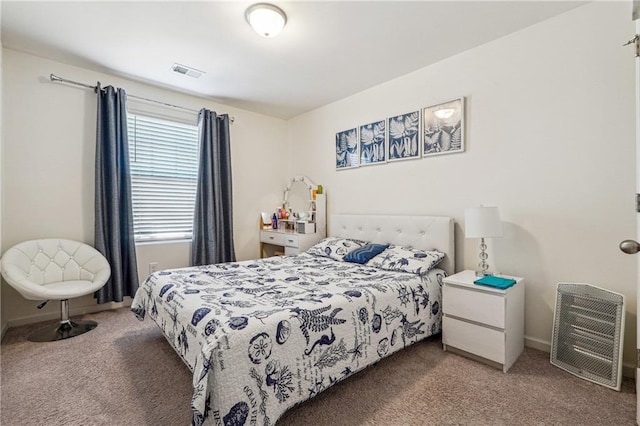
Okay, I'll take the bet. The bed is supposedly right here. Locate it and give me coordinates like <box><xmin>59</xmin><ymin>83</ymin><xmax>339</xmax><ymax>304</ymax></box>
<box><xmin>131</xmin><ymin>214</ymin><xmax>454</xmax><ymax>425</ymax></box>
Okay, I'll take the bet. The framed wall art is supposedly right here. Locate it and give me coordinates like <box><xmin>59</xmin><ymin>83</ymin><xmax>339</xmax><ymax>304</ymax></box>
<box><xmin>422</xmin><ymin>97</ymin><xmax>464</xmax><ymax>157</ymax></box>
<box><xmin>359</xmin><ymin>120</ymin><xmax>386</xmax><ymax>166</ymax></box>
<box><xmin>336</xmin><ymin>127</ymin><xmax>359</xmax><ymax>170</ymax></box>
<box><xmin>388</xmin><ymin>111</ymin><xmax>420</xmax><ymax>161</ymax></box>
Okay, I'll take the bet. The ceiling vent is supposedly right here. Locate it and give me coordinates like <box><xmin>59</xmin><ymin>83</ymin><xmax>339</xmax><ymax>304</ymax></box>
<box><xmin>171</xmin><ymin>63</ymin><xmax>205</xmax><ymax>79</ymax></box>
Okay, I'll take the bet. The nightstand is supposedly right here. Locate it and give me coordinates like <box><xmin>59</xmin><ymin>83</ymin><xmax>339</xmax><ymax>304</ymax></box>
<box><xmin>442</xmin><ymin>270</ymin><xmax>525</xmax><ymax>373</ymax></box>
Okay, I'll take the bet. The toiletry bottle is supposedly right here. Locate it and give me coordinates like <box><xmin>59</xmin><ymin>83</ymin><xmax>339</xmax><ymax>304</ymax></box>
<box><xmin>272</xmin><ymin>213</ymin><xmax>278</xmax><ymax>230</ymax></box>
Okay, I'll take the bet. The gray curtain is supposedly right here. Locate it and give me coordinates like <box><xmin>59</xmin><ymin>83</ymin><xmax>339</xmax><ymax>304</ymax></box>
<box><xmin>94</xmin><ymin>84</ymin><xmax>139</xmax><ymax>303</ymax></box>
<box><xmin>192</xmin><ymin>109</ymin><xmax>236</xmax><ymax>266</ymax></box>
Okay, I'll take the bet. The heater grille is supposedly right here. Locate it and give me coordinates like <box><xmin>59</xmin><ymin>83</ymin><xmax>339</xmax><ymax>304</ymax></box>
<box><xmin>550</xmin><ymin>283</ymin><xmax>625</xmax><ymax>390</ymax></box>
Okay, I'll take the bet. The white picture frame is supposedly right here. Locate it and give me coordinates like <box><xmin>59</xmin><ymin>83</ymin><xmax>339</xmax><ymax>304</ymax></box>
<box><xmin>359</xmin><ymin>120</ymin><xmax>386</xmax><ymax>166</ymax></box>
<box><xmin>422</xmin><ymin>97</ymin><xmax>465</xmax><ymax>157</ymax></box>
<box><xmin>336</xmin><ymin>127</ymin><xmax>359</xmax><ymax>170</ymax></box>
<box><xmin>387</xmin><ymin>111</ymin><xmax>421</xmax><ymax>162</ymax></box>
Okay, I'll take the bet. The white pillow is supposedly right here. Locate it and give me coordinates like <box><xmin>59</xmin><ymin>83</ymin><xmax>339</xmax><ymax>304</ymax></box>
<box><xmin>306</xmin><ymin>237</ymin><xmax>367</xmax><ymax>261</ymax></box>
<box><xmin>367</xmin><ymin>244</ymin><xmax>445</xmax><ymax>275</ymax></box>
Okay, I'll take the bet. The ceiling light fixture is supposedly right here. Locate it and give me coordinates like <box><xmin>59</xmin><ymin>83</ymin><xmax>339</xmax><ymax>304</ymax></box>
<box><xmin>245</xmin><ymin>3</ymin><xmax>287</xmax><ymax>38</ymax></box>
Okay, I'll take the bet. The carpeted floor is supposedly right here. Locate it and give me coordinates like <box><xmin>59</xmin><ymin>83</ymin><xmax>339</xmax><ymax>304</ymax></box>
<box><xmin>1</xmin><ymin>307</ymin><xmax>635</xmax><ymax>425</ymax></box>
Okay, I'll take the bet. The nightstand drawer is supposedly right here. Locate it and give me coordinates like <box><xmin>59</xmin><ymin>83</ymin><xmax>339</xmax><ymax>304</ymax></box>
<box><xmin>283</xmin><ymin>235</ymin><xmax>299</xmax><ymax>248</ymax></box>
<box><xmin>443</xmin><ymin>284</ymin><xmax>505</xmax><ymax>328</ymax></box>
<box><xmin>443</xmin><ymin>316</ymin><xmax>505</xmax><ymax>364</ymax></box>
<box><xmin>260</xmin><ymin>232</ymin><xmax>285</xmax><ymax>245</ymax></box>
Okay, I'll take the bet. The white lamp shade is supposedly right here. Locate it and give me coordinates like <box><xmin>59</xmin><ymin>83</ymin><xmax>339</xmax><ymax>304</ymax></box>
<box><xmin>465</xmin><ymin>206</ymin><xmax>502</xmax><ymax>238</ymax></box>
<box><xmin>246</xmin><ymin>4</ymin><xmax>287</xmax><ymax>37</ymax></box>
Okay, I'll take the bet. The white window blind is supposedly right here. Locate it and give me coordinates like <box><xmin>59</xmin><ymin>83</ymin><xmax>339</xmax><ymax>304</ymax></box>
<box><xmin>127</xmin><ymin>113</ymin><xmax>199</xmax><ymax>242</ymax></box>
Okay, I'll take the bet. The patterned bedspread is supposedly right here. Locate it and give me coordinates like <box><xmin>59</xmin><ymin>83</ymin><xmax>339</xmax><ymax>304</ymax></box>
<box><xmin>131</xmin><ymin>253</ymin><xmax>445</xmax><ymax>426</ymax></box>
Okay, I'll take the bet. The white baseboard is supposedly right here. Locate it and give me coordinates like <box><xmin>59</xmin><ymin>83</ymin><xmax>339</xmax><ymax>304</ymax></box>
<box><xmin>524</xmin><ymin>335</ymin><xmax>550</xmax><ymax>353</ymax></box>
<box><xmin>623</xmin><ymin>364</ymin><xmax>636</xmax><ymax>379</ymax></box>
<box><xmin>525</xmin><ymin>335</ymin><xmax>635</xmax><ymax>379</ymax></box>
<box><xmin>6</xmin><ymin>298</ymin><xmax>132</xmax><ymax>329</ymax></box>
<box><xmin>1</xmin><ymin>321</ymin><xmax>8</xmax><ymax>341</ymax></box>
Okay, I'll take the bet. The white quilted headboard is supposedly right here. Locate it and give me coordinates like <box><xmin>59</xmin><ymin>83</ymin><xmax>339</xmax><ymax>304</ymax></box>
<box><xmin>329</xmin><ymin>214</ymin><xmax>455</xmax><ymax>276</ymax></box>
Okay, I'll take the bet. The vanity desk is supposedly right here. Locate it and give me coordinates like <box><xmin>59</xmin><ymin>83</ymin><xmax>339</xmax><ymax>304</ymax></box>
<box><xmin>260</xmin><ymin>228</ymin><xmax>324</xmax><ymax>256</ymax></box>
<box><xmin>260</xmin><ymin>177</ymin><xmax>326</xmax><ymax>258</ymax></box>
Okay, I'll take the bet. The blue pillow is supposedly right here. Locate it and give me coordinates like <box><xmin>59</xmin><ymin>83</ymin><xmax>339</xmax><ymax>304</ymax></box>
<box><xmin>343</xmin><ymin>243</ymin><xmax>389</xmax><ymax>264</ymax></box>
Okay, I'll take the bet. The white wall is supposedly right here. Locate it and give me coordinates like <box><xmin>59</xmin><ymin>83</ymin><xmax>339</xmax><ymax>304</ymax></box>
<box><xmin>287</xmin><ymin>2</ymin><xmax>637</xmax><ymax>365</ymax></box>
<box><xmin>1</xmin><ymin>48</ymin><xmax>288</xmax><ymax>327</ymax></box>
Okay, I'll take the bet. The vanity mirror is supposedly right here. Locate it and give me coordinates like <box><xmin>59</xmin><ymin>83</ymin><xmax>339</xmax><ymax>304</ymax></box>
<box><xmin>259</xmin><ymin>177</ymin><xmax>326</xmax><ymax>257</ymax></box>
<box><xmin>283</xmin><ymin>176</ymin><xmax>315</xmax><ymax>221</ymax></box>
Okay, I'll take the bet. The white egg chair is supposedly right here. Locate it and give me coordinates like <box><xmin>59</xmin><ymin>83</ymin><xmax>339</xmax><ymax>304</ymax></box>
<box><xmin>1</xmin><ymin>239</ymin><xmax>111</xmax><ymax>342</ymax></box>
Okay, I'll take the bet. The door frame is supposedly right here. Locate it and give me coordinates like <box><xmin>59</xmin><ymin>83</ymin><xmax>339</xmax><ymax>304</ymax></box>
<box><xmin>634</xmin><ymin>3</ymin><xmax>639</xmax><ymax>423</ymax></box>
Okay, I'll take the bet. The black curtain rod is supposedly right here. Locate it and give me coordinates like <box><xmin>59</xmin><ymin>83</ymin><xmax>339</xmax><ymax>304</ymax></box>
<box><xmin>49</xmin><ymin>73</ymin><xmax>235</xmax><ymax>123</ymax></box>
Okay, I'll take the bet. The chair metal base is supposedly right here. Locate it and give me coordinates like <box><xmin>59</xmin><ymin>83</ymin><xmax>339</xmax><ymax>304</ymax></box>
<box><xmin>28</xmin><ymin>319</ymin><xmax>98</xmax><ymax>342</ymax></box>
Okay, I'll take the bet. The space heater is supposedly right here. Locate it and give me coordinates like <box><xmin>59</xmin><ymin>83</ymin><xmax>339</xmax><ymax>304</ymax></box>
<box><xmin>550</xmin><ymin>283</ymin><xmax>625</xmax><ymax>391</ymax></box>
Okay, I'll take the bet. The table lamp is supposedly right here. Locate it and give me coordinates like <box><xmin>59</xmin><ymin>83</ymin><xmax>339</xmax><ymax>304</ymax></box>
<box><xmin>465</xmin><ymin>206</ymin><xmax>503</xmax><ymax>276</ymax></box>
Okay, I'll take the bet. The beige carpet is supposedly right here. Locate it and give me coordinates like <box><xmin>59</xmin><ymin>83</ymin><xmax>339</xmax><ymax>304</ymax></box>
<box><xmin>1</xmin><ymin>307</ymin><xmax>635</xmax><ymax>425</ymax></box>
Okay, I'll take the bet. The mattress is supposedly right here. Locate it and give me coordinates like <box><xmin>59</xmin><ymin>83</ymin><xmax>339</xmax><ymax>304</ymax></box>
<box><xmin>131</xmin><ymin>252</ymin><xmax>445</xmax><ymax>425</ymax></box>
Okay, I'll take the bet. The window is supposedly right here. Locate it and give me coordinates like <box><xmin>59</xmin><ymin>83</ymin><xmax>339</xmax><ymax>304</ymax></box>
<box><xmin>127</xmin><ymin>113</ymin><xmax>199</xmax><ymax>242</ymax></box>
